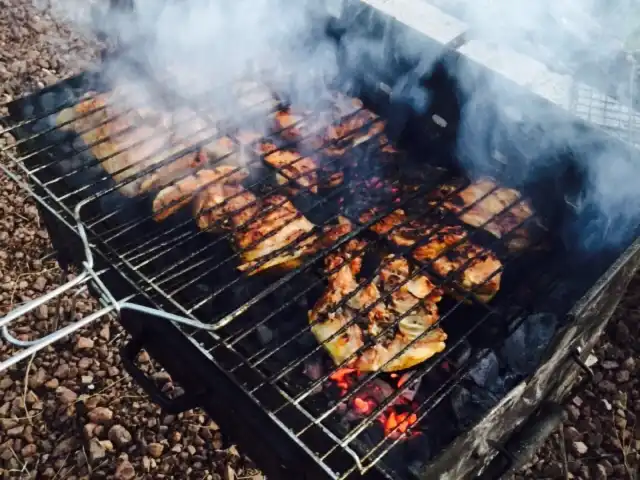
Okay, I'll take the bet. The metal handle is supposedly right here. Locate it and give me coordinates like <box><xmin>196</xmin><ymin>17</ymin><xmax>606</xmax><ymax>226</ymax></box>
<box><xmin>480</xmin><ymin>401</ymin><xmax>567</xmax><ymax>479</ymax></box>
<box><xmin>0</xmin><ymin>163</ymin><xmax>230</xmax><ymax>373</ymax></box>
<box><xmin>120</xmin><ymin>335</ymin><xmax>204</xmax><ymax>414</ymax></box>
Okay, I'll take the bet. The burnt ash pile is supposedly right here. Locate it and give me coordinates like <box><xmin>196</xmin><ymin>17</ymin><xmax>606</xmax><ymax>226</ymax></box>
<box><xmin>5</xmin><ymin>56</ymin><xmax>639</xmax><ymax>480</ymax></box>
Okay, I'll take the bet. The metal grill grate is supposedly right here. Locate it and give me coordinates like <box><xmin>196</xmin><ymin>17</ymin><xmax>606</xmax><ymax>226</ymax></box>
<box><xmin>0</xmin><ymin>62</ymin><xmax>566</xmax><ymax>478</ymax></box>
<box><xmin>570</xmin><ymin>58</ymin><xmax>640</xmax><ymax>147</ymax></box>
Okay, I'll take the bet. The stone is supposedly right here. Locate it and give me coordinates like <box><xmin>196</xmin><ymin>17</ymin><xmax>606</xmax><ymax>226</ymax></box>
<box><xmin>563</xmin><ymin>426</ymin><xmax>581</xmax><ymax>443</ymax></box>
<box><xmin>108</xmin><ymin>425</ymin><xmax>132</xmax><ymax>448</ymax></box>
<box><xmin>88</xmin><ymin>438</ymin><xmax>106</xmax><ymax>462</ymax></box>
<box><xmin>115</xmin><ymin>460</ymin><xmax>136</xmax><ymax>480</ymax></box>
<box><xmin>21</xmin><ymin>444</ymin><xmax>37</xmax><ymax>458</ymax></box>
<box><xmin>147</xmin><ymin>442</ymin><xmax>164</xmax><ymax>458</ymax></box>
<box><xmin>87</xmin><ymin>407</ymin><xmax>114</xmax><ymax>424</ymax></box>
<box><xmin>615</xmin><ymin>370</ymin><xmax>630</xmax><ymax>383</ymax></box>
<box><xmin>76</xmin><ymin>336</ymin><xmax>94</xmax><ymax>350</ymax></box>
<box><xmin>593</xmin><ymin>463</ymin><xmax>607</xmax><ymax>480</ymax></box>
<box><xmin>56</xmin><ymin>386</ymin><xmax>77</xmax><ymax>405</ymax></box>
<box><xmin>571</xmin><ymin>441</ymin><xmax>588</xmax><ymax>456</ymax></box>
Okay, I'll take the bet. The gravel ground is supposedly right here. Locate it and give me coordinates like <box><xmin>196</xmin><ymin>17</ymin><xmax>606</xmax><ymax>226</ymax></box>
<box><xmin>0</xmin><ymin>1</ymin><xmax>638</xmax><ymax>479</ymax></box>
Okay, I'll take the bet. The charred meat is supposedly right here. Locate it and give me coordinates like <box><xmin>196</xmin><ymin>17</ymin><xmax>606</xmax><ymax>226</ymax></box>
<box><xmin>435</xmin><ymin>178</ymin><xmax>536</xmax><ymax>250</ymax></box>
<box><xmin>361</xmin><ymin>208</ymin><xmax>503</xmax><ymax>302</ymax></box>
<box><xmin>309</xmin><ymin>239</ymin><xmax>446</xmax><ymax>372</ymax></box>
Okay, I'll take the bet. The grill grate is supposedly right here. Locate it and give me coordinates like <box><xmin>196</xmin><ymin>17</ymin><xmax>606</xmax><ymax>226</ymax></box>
<box><xmin>1</xmin><ymin>63</ymin><xmax>570</xmax><ymax>478</ymax></box>
<box><xmin>570</xmin><ymin>58</ymin><xmax>640</xmax><ymax>147</ymax></box>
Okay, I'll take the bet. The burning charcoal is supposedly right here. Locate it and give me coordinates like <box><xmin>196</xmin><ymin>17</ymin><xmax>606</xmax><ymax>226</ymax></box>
<box><xmin>450</xmin><ymin>384</ymin><xmax>500</xmax><ymax>429</ymax></box>
<box><xmin>468</xmin><ymin>351</ymin><xmax>500</xmax><ymax>389</ymax></box>
<box><xmin>501</xmin><ymin>313</ymin><xmax>558</xmax><ymax>376</ymax></box>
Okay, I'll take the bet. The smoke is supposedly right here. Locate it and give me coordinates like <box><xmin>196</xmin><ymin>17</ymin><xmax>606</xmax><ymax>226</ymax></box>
<box><xmin>443</xmin><ymin>0</ymin><xmax>640</xmax><ymax>253</ymax></box>
<box><xmin>39</xmin><ymin>0</ymin><xmax>640</xmax><ymax>253</ymax></box>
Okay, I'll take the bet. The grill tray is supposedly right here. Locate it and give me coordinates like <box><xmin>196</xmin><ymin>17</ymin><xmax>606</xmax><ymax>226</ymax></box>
<box><xmin>3</xmin><ymin>46</ymin><xmax>640</xmax><ymax>479</ymax></box>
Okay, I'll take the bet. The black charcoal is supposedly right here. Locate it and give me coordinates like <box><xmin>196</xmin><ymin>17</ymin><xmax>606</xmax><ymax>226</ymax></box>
<box><xmin>501</xmin><ymin>313</ymin><xmax>558</xmax><ymax>376</ymax></box>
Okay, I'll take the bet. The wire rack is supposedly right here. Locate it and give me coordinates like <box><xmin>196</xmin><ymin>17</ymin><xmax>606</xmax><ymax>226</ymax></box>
<box><xmin>0</xmin><ymin>60</ymin><xmax>570</xmax><ymax>479</ymax></box>
<box><xmin>570</xmin><ymin>57</ymin><xmax>640</xmax><ymax>147</ymax></box>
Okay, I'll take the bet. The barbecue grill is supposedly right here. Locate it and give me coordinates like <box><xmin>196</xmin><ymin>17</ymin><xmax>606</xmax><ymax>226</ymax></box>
<box><xmin>2</xmin><ymin>2</ymin><xmax>640</xmax><ymax>479</ymax></box>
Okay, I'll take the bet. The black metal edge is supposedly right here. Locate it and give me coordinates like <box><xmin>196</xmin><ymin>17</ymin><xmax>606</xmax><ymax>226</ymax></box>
<box><xmin>478</xmin><ymin>401</ymin><xmax>567</xmax><ymax>479</ymax></box>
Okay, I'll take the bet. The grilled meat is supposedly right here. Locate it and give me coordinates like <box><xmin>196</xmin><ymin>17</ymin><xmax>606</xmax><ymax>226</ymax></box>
<box><xmin>361</xmin><ymin>208</ymin><xmax>502</xmax><ymax>302</ymax></box>
<box><xmin>412</xmin><ymin>225</ymin><xmax>502</xmax><ymax>303</ymax></box>
<box><xmin>230</xmin><ymin>193</ymin><xmax>318</xmax><ymax>274</ymax></box>
<box><xmin>436</xmin><ymin>178</ymin><xmax>536</xmax><ymax>250</ymax></box>
<box><xmin>263</xmin><ymin>149</ymin><xmax>319</xmax><ymax>194</ymax></box>
<box><xmin>153</xmin><ymin>165</ymin><xmax>249</xmax><ymax>222</ymax></box>
<box><xmin>155</xmin><ymin>165</ymin><xmax>351</xmax><ymax>274</ymax></box>
<box><xmin>309</xmin><ymin>239</ymin><xmax>446</xmax><ymax>372</ymax></box>
<box><xmin>273</xmin><ymin>95</ymin><xmax>385</xmax><ymax>155</ymax></box>
<box><xmin>57</xmin><ymin>92</ymin><xmax>224</xmax><ymax>197</ymax></box>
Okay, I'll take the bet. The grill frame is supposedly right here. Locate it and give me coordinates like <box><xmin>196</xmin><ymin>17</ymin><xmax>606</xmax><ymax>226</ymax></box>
<box><xmin>3</xmin><ymin>6</ymin><xmax>640</xmax><ymax>480</ymax></box>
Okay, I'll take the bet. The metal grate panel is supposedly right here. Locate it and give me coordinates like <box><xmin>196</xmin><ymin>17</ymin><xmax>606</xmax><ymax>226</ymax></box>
<box><xmin>0</xmin><ymin>61</ymin><xmax>570</xmax><ymax>479</ymax></box>
<box><xmin>570</xmin><ymin>59</ymin><xmax>640</xmax><ymax>147</ymax></box>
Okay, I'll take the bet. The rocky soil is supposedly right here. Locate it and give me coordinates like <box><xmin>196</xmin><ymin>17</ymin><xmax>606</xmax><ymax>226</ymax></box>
<box><xmin>0</xmin><ymin>0</ymin><xmax>638</xmax><ymax>479</ymax></box>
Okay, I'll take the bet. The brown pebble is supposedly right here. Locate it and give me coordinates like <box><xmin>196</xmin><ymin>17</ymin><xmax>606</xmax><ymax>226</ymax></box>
<box><xmin>99</xmin><ymin>325</ymin><xmax>110</xmax><ymax>341</ymax></box>
<box><xmin>21</xmin><ymin>443</ymin><xmax>37</xmax><ymax>458</ymax></box>
<box><xmin>571</xmin><ymin>441</ymin><xmax>588</xmax><ymax>456</ymax></box>
<box><xmin>108</xmin><ymin>425</ymin><xmax>132</xmax><ymax>448</ymax></box>
<box><xmin>56</xmin><ymin>386</ymin><xmax>78</xmax><ymax>405</ymax></box>
<box><xmin>7</xmin><ymin>425</ymin><xmax>25</xmax><ymax>437</ymax></box>
<box><xmin>147</xmin><ymin>442</ymin><xmax>164</xmax><ymax>458</ymax></box>
<box><xmin>78</xmin><ymin>357</ymin><xmax>92</xmax><ymax>370</ymax></box>
<box><xmin>53</xmin><ymin>363</ymin><xmax>70</xmax><ymax>379</ymax></box>
<box><xmin>593</xmin><ymin>463</ymin><xmax>607</xmax><ymax>480</ymax></box>
<box><xmin>87</xmin><ymin>407</ymin><xmax>114</xmax><ymax>424</ymax></box>
<box><xmin>563</xmin><ymin>426</ymin><xmax>581</xmax><ymax>443</ymax></box>
<box><xmin>615</xmin><ymin>370</ymin><xmax>630</xmax><ymax>383</ymax></box>
<box><xmin>88</xmin><ymin>438</ymin><xmax>106</xmax><ymax>462</ymax></box>
<box><xmin>76</xmin><ymin>336</ymin><xmax>94</xmax><ymax>350</ymax></box>
<box><xmin>115</xmin><ymin>460</ymin><xmax>136</xmax><ymax>480</ymax></box>
<box><xmin>84</xmin><ymin>423</ymin><xmax>97</xmax><ymax>439</ymax></box>
<box><xmin>44</xmin><ymin>378</ymin><xmax>59</xmax><ymax>389</ymax></box>
<box><xmin>622</xmin><ymin>356</ymin><xmax>636</xmax><ymax>371</ymax></box>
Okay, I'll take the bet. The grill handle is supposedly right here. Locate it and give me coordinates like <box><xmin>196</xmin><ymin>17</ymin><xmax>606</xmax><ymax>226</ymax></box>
<box><xmin>120</xmin><ymin>335</ymin><xmax>204</xmax><ymax>415</ymax></box>
<box><xmin>480</xmin><ymin>401</ymin><xmax>567</xmax><ymax>479</ymax></box>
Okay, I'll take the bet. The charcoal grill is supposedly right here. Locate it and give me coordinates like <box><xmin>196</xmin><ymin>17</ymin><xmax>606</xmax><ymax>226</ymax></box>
<box><xmin>2</xmin><ymin>3</ymin><xmax>640</xmax><ymax>479</ymax></box>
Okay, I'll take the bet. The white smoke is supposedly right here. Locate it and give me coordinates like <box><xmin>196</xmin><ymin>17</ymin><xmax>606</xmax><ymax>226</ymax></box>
<box><xmin>39</xmin><ymin>0</ymin><xmax>640</xmax><ymax>253</ymax></box>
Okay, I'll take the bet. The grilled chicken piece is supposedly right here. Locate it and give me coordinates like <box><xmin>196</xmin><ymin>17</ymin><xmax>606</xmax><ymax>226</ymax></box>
<box><xmin>190</xmin><ymin>173</ymin><xmax>352</xmax><ymax>275</ymax></box>
<box><xmin>231</xmin><ymin>194</ymin><xmax>318</xmax><ymax>274</ymax></box>
<box><xmin>264</xmin><ymin>150</ymin><xmax>319</xmax><ymax>194</ymax></box>
<box><xmin>273</xmin><ymin>95</ymin><xmax>384</xmax><ymax>154</ymax></box>
<box><xmin>309</xmin><ymin>240</ymin><xmax>446</xmax><ymax>372</ymax></box>
<box><xmin>362</xmin><ymin>208</ymin><xmax>502</xmax><ymax>302</ymax></box>
<box><xmin>437</xmin><ymin>178</ymin><xmax>536</xmax><ymax>250</ymax></box>
<box><xmin>57</xmin><ymin>93</ymin><xmax>225</xmax><ymax>197</ymax></box>
<box><xmin>57</xmin><ymin>93</ymin><xmax>176</xmax><ymax>197</ymax></box>
<box><xmin>412</xmin><ymin>225</ymin><xmax>502</xmax><ymax>303</ymax></box>
<box><xmin>153</xmin><ymin>165</ymin><xmax>250</xmax><ymax>222</ymax></box>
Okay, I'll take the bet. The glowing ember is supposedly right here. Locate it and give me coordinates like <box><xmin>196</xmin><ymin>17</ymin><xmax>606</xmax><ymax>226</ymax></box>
<box><xmin>380</xmin><ymin>410</ymin><xmax>419</xmax><ymax>439</ymax></box>
<box><xmin>327</xmin><ymin>366</ymin><xmax>421</xmax><ymax>442</ymax></box>
<box><xmin>328</xmin><ymin>367</ymin><xmax>358</xmax><ymax>395</ymax></box>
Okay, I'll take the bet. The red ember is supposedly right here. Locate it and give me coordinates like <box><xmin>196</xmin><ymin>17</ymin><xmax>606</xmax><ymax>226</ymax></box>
<box><xmin>328</xmin><ymin>366</ymin><xmax>421</xmax><ymax>442</ymax></box>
